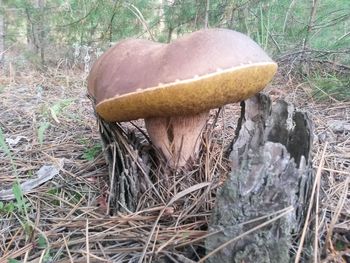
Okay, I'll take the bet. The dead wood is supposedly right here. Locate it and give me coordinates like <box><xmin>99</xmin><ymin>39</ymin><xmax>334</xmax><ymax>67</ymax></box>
<box><xmin>206</xmin><ymin>94</ymin><xmax>314</xmax><ymax>262</ymax></box>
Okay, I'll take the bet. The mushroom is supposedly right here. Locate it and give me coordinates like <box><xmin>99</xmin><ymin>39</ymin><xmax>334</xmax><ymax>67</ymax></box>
<box><xmin>88</xmin><ymin>29</ymin><xmax>277</xmax><ymax>167</ymax></box>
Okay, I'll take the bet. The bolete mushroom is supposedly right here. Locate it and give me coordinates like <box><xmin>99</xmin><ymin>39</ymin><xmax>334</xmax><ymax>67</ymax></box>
<box><xmin>88</xmin><ymin>29</ymin><xmax>277</xmax><ymax>167</ymax></box>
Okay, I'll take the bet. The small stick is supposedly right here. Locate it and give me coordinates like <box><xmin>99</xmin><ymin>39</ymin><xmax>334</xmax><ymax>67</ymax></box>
<box><xmin>86</xmin><ymin>218</ymin><xmax>90</xmax><ymax>263</ymax></box>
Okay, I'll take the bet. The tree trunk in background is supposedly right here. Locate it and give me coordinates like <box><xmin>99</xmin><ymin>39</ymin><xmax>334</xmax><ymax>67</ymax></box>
<box><xmin>26</xmin><ymin>9</ymin><xmax>35</xmax><ymax>51</ymax></box>
<box><xmin>37</xmin><ymin>0</ymin><xmax>45</xmax><ymax>65</ymax></box>
<box><xmin>204</xmin><ymin>0</ymin><xmax>210</xmax><ymax>28</ymax></box>
<box><xmin>26</xmin><ymin>5</ymin><xmax>38</xmax><ymax>54</ymax></box>
<box><xmin>206</xmin><ymin>94</ymin><xmax>314</xmax><ymax>262</ymax></box>
<box><xmin>300</xmin><ymin>0</ymin><xmax>319</xmax><ymax>73</ymax></box>
<box><xmin>158</xmin><ymin>0</ymin><xmax>165</xmax><ymax>35</ymax></box>
<box><xmin>26</xmin><ymin>0</ymin><xmax>45</xmax><ymax>65</ymax></box>
<box><xmin>0</xmin><ymin>0</ymin><xmax>4</xmax><ymax>66</ymax></box>
<box><xmin>167</xmin><ymin>27</ymin><xmax>173</xmax><ymax>43</ymax></box>
<box><xmin>302</xmin><ymin>0</ymin><xmax>319</xmax><ymax>52</ymax></box>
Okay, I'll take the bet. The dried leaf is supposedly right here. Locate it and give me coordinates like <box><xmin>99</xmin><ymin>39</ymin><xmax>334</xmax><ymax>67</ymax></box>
<box><xmin>5</xmin><ymin>136</ymin><xmax>28</xmax><ymax>146</ymax></box>
<box><xmin>0</xmin><ymin>164</ymin><xmax>61</xmax><ymax>201</ymax></box>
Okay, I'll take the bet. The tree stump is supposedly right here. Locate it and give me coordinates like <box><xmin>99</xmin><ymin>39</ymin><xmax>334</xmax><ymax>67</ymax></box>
<box><xmin>206</xmin><ymin>94</ymin><xmax>314</xmax><ymax>262</ymax></box>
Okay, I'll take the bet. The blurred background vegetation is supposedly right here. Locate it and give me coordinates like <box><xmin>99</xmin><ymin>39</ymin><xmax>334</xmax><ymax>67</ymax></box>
<box><xmin>0</xmin><ymin>0</ymin><xmax>349</xmax><ymax>99</ymax></box>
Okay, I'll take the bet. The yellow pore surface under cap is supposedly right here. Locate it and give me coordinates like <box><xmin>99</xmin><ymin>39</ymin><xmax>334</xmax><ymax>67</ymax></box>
<box><xmin>96</xmin><ymin>62</ymin><xmax>278</xmax><ymax>122</ymax></box>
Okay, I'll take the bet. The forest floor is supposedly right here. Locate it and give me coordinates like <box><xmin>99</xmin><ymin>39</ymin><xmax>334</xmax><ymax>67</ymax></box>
<box><xmin>0</xmin><ymin>68</ymin><xmax>349</xmax><ymax>262</ymax></box>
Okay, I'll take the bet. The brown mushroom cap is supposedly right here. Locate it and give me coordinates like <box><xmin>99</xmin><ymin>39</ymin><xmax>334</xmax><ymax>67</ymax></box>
<box><xmin>88</xmin><ymin>29</ymin><xmax>277</xmax><ymax>122</ymax></box>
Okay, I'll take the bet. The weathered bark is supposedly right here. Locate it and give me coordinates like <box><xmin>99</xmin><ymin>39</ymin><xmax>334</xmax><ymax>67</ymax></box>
<box><xmin>206</xmin><ymin>94</ymin><xmax>314</xmax><ymax>262</ymax></box>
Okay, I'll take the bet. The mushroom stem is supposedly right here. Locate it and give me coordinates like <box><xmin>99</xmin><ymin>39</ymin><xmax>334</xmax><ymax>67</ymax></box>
<box><xmin>145</xmin><ymin>111</ymin><xmax>209</xmax><ymax>167</ymax></box>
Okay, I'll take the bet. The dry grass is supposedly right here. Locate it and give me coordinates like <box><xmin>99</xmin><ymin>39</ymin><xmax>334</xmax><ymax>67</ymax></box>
<box><xmin>0</xmin><ymin>67</ymin><xmax>349</xmax><ymax>262</ymax></box>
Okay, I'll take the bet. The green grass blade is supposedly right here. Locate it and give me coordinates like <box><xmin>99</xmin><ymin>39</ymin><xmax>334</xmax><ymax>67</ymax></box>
<box><xmin>0</xmin><ymin>127</ymin><xmax>11</xmax><ymax>156</ymax></box>
<box><xmin>38</xmin><ymin>122</ymin><xmax>51</xmax><ymax>145</ymax></box>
